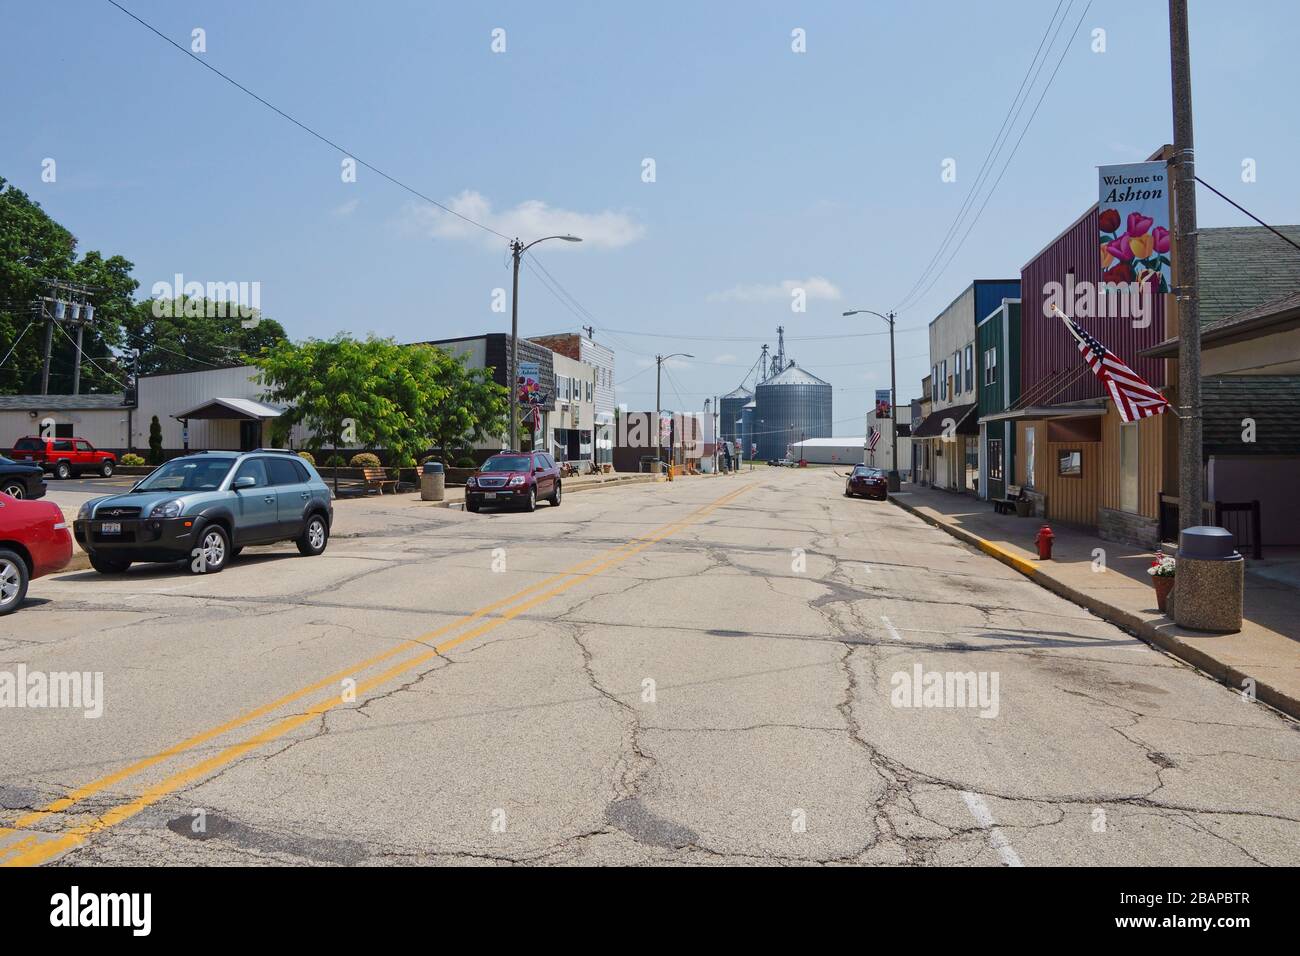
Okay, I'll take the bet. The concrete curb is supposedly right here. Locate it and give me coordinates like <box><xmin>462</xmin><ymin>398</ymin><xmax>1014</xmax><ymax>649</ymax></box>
<box><xmin>379</xmin><ymin>471</ymin><xmax>710</xmax><ymax>510</ymax></box>
<box><xmin>888</xmin><ymin>494</ymin><xmax>1300</xmax><ymax>721</ymax></box>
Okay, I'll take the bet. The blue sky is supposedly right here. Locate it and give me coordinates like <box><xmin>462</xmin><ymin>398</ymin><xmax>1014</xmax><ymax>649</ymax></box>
<box><xmin>4</xmin><ymin>0</ymin><xmax>1298</xmax><ymax>422</ymax></box>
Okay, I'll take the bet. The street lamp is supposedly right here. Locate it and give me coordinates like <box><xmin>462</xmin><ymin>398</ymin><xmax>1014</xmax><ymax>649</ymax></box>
<box><xmin>655</xmin><ymin>352</ymin><xmax>693</xmax><ymax>470</ymax></box>
<box><xmin>843</xmin><ymin>308</ymin><xmax>900</xmax><ymax>491</ymax></box>
<box><xmin>508</xmin><ymin>234</ymin><xmax>583</xmax><ymax>451</ymax></box>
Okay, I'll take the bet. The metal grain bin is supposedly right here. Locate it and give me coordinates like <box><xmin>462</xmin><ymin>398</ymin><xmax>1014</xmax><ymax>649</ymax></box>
<box><xmin>719</xmin><ymin>385</ymin><xmax>753</xmax><ymax>446</ymax></box>
<box><xmin>754</xmin><ymin>363</ymin><xmax>832</xmax><ymax>461</ymax></box>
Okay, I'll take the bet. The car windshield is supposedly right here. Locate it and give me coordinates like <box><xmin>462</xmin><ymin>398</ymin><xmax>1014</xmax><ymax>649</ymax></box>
<box><xmin>854</xmin><ymin>467</ymin><xmax>881</xmax><ymax>477</ymax></box>
<box><xmin>481</xmin><ymin>456</ymin><xmax>531</xmax><ymax>472</ymax></box>
<box><xmin>133</xmin><ymin>456</ymin><xmax>234</xmax><ymax>492</ymax></box>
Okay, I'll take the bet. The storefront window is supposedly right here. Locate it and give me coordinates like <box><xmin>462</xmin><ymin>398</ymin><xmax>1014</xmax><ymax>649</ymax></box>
<box><xmin>1058</xmin><ymin>449</ymin><xmax>1083</xmax><ymax>478</ymax></box>
<box><xmin>988</xmin><ymin>439</ymin><xmax>1003</xmax><ymax>481</ymax></box>
<box><xmin>1120</xmin><ymin>423</ymin><xmax>1139</xmax><ymax>513</ymax></box>
<box><xmin>1024</xmin><ymin>426</ymin><xmax>1036</xmax><ymax>488</ymax></box>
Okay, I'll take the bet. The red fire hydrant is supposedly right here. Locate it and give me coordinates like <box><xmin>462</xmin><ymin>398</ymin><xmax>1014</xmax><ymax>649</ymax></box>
<box><xmin>1035</xmin><ymin>524</ymin><xmax>1055</xmax><ymax>560</ymax></box>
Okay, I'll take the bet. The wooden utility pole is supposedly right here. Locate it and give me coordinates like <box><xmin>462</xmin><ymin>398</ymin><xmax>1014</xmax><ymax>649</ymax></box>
<box><xmin>1169</xmin><ymin>0</ymin><xmax>1203</xmax><ymax>531</ymax></box>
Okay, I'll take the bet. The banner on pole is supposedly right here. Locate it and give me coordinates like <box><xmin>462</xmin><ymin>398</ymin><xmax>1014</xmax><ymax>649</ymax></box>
<box><xmin>1098</xmin><ymin>161</ymin><xmax>1171</xmax><ymax>293</ymax></box>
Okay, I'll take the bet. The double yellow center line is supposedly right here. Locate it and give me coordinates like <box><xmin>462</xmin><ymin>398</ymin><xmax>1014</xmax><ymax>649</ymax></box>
<box><xmin>0</xmin><ymin>481</ymin><xmax>750</xmax><ymax>866</ymax></box>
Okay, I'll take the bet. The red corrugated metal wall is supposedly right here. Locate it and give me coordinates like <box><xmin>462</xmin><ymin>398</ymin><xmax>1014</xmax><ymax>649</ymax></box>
<box><xmin>1020</xmin><ymin>205</ymin><xmax>1168</xmax><ymax>404</ymax></box>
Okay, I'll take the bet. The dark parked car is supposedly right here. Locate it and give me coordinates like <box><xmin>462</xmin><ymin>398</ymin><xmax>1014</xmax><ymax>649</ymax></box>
<box><xmin>74</xmin><ymin>449</ymin><xmax>333</xmax><ymax>575</ymax></box>
<box><xmin>0</xmin><ymin>492</ymin><xmax>72</xmax><ymax>615</ymax></box>
<box><xmin>0</xmin><ymin>455</ymin><xmax>47</xmax><ymax>499</ymax></box>
<box><xmin>465</xmin><ymin>451</ymin><xmax>561</xmax><ymax>513</ymax></box>
<box><xmin>11</xmin><ymin>436</ymin><xmax>117</xmax><ymax>479</ymax></box>
<box><xmin>845</xmin><ymin>465</ymin><xmax>888</xmax><ymax>500</ymax></box>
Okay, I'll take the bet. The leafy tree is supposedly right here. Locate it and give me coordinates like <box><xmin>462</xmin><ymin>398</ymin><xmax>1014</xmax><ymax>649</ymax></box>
<box><xmin>254</xmin><ymin>335</ymin><xmax>428</xmax><ymax>490</ymax></box>
<box><xmin>148</xmin><ymin>415</ymin><xmax>164</xmax><ymax>465</ymax></box>
<box><xmin>122</xmin><ymin>297</ymin><xmax>286</xmax><ymax>375</ymax></box>
<box><xmin>0</xmin><ymin>177</ymin><xmax>134</xmax><ymax>394</ymax></box>
<box><xmin>405</xmin><ymin>345</ymin><xmax>507</xmax><ymax>463</ymax></box>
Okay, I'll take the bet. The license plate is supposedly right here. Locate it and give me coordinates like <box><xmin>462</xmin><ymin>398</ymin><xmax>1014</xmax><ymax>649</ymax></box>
<box><xmin>100</xmin><ymin>522</ymin><xmax>121</xmax><ymax>534</ymax></box>
<box><xmin>483</xmin><ymin>492</ymin><xmax>497</xmax><ymax>500</ymax></box>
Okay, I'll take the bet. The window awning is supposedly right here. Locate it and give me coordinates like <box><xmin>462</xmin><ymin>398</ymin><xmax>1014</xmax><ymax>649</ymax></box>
<box><xmin>979</xmin><ymin>401</ymin><xmax>1107</xmax><ymax>424</ymax></box>
<box><xmin>173</xmin><ymin>397</ymin><xmax>284</xmax><ymax>421</ymax></box>
<box><xmin>911</xmin><ymin>403</ymin><xmax>979</xmax><ymax>438</ymax></box>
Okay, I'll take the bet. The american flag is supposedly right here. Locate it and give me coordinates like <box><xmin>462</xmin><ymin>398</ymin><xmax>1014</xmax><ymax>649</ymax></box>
<box><xmin>1051</xmin><ymin>305</ymin><xmax>1171</xmax><ymax>423</ymax></box>
<box><xmin>867</xmin><ymin>427</ymin><xmax>880</xmax><ymax>451</ymax></box>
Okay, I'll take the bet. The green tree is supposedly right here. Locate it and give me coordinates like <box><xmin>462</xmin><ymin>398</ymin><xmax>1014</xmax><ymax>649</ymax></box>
<box><xmin>405</xmin><ymin>346</ymin><xmax>508</xmax><ymax>463</ymax></box>
<box><xmin>122</xmin><ymin>297</ymin><xmax>287</xmax><ymax>375</ymax></box>
<box><xmin>0</xmin><ymin>177</ymin><xmax>134</xmax><ymax>394</ymax></box>
<box><xmin>148</xmin><ymin>415</ymin><xmax>164</xmax><ymax>465</ymax></box>
<box><xmin>253</xmin><ymin>335</ymin><xmax>429</xmax><ymax>490</ymax></box>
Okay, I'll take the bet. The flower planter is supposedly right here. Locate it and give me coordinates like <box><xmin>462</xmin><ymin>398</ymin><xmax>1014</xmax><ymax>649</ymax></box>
<box><xmin>1152</xmin><ymin>574</ymin><xmax>1174</xmax><ymax>613</ymax></box>
<box><xmin>1014</xmin><ymin>499</ymin><xmax>1033</xmax><ymax>518</ymax></box>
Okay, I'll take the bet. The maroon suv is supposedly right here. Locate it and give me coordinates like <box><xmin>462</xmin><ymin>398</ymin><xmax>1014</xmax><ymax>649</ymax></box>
<box><xmin>845</xmin><ymin>465</ymin><xmax>888</xmax><ymax>500</ymax></box>
<box><xmin>11</xmin><ymin>436</ymin><xmax>116</xmax><ymax>479</ymax></box>
<box><xmin>465</xmin><ymin>452</ymin><xmax>561</xmax><ymax>513</ymax></box>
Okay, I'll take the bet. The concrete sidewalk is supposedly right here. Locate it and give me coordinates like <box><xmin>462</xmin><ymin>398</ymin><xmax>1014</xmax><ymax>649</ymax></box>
<box><xmin>889</xmin><ymin>483</ymin><xmax>1300</xmax><ymax>720</ymax></box>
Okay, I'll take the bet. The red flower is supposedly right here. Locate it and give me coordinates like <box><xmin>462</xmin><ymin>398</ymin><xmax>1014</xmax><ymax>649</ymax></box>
<box><xmin>1152</xmin><ymin>225</ymin><xmax>1171</xmax><ymax>254</ymax></box>
<box><xmin>1099</xmin><ymin>208</ymin><xmax>1121</xmax><ymax>234</ymax></box>
<box><xmin>1103</xmin><ymin>262</ymin><xmax>1134</xmax><ymax>283</ymax></box>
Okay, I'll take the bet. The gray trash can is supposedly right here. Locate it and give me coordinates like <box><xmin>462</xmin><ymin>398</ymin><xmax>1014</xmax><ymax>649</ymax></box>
<box><xmin>1170</xmin><ymin>525</ymin><xmax>1243</xmax><ymax>632</ymax></box>
<box><xmin>420</xmin><ymin>461</ymin><xmax>445</xmax><ymax>502</ymax></box>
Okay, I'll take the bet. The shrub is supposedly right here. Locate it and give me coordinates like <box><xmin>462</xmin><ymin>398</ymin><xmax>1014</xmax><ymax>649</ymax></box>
<box><xmin>324</xmin><ymin>454</ymin><xmax>346</xmax><ymax>467</ymax></box>
<box><xmin>147</xmin><ymin>415</ymin><xmax>164</xmax><ymax>465</ymax></box>
<box><xmin>120</xmin><ymin>453</ymin><xmax>146</xmax><ymax>467</ymax></box>
<box><xmin>455</xmin><ymin>455</ymin><xmax>476</xmax><ymax>468</ymax></box>
<box><xmin>296</xmin><ymin>451</ymin><xmax>315</xmax><ymax>466</ymax></box>
<box><xmin>349</xmin><ymin>452</ymin><xmax>381</xmax><ymax>469</ymax></box>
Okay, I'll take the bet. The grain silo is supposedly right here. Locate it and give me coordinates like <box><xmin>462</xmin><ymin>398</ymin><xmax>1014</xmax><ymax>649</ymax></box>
<box><xmin>739</xmin><ymin>399</ymin><xmax>757</xmax><ymax>460</ymax></box>
<box><xmin>753</xmin><ymin>362</ymin><xmax>832</xmax><ymax>461</ymax></box>
<box><xmin>719</xmin><ymin>385</ymin><xmax>753</xmax><ymax>448</ymax></box>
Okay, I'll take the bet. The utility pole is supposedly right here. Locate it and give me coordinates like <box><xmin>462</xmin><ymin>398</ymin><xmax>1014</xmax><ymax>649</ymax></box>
<box><xmin>843</xmin><ymin>308</ymin><xmax>901</xmax><ymax>490</ymax></box>
<box><xmin>654</xmin><ymin>352</ymin><xmax>693</xmax><ymax>471</ymax></box>
<box><xmin>1170</xmin><ymin>0</ymin><xmax>1203</xmax><ymax>530</ymax></box>
<box><xmin>507</xmin><ymin>233</ymin><xmax>583</xmax><ymax>451</ymax></box>
<box><xmin>35</xmin><ymin>279</ymin><xmax>97</xmax><ymax>396</ymax></box>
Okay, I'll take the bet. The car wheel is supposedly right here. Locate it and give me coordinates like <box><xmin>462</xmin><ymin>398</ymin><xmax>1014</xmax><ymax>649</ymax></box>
<box><xmin>189</xmin><ymin>524</ymin><xmax>229</xmax><ymax>574</ymax></box>
<box><xmin>2</xmin><ymin>481</ymin><xmax>25</xmax><ymax>499</ymax></box>
<box><xmin>550</xmin><ymin>481</ymin><xmax>562</xmax><ymax>506</ymax></box>
<box><xmin>297</xmin><ymin>514</ymin><xmax>329</xmax><ymax>556</ymax></box>
<box><xmin>522</xmin><ymin>487</ymin><xmax>536</xmax><ymax>512</ymax></box>
<box><xmin>465</xmin><ymin>500</ymin><xmax>480</xmax><ymax>513</ymax></box>
<box><xmin>90</xmin><ymin>555</ymin><xmax>131</xmax><ymax>574</ymax></box>
<box><xmin>54</xmin><ymin>461</ymin><xmax>71</xmax><ymax>480</ymax></box>
<box><xmin>100</xmin><ymin>460</ymin><xmax>115</xmax><ymax>478</ymax></box>
<box><xmin>0</xmin><ymin>549</ymin><xmax>29</xmax><ymax>616</ymax></box>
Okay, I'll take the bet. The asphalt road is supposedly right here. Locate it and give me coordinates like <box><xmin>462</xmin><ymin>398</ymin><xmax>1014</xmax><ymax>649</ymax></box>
<box><xmin>2</xmin><ymin>468</ymin><xmax>1297</xmax><ymax>866</ymax></box>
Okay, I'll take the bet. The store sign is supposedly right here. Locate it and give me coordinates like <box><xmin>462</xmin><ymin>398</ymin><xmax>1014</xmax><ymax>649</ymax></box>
<box><xmin>1098</xmin><ymin>161</ymin><xmax>1171</xmax><ymax>293</ymax></box>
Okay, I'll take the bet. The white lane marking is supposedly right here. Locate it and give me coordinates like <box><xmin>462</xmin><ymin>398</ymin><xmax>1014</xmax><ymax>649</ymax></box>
<box><xmin>960</xmin><ymin>791</ymin><xmax>1024</xmax><ymax>867</ymax></box>
<box><xmin>881</xmin><ymin>615</ymin><xmax>903</xmax><ymax>641</ymax></box>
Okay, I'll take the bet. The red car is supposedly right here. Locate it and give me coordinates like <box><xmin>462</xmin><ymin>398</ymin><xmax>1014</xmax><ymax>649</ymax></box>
<box><xmin>0</xmin><ymin>492</ymin><xmax>73</xmax><ymax>615</ymax></box>
<box><xmin>465</xmin><ymin>451</ymin><xmax>561</xmax><ymax>513</ymax></box>
<box><xmin>11</xmin><ymin>436</ymin><xmax>117</xmax><ymax>479</ymax></box>
<box><xmin>845</xmin><ymin>465</ymin><xmax>888</xmax><ymax>500</ymax></box>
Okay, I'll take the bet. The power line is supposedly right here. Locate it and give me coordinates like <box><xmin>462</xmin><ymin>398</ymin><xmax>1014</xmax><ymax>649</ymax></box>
<box><xmin>893</xmin><ymin>0</ymin><xmax>1069</xmax><ymax>312</ymax></box>
<box><xmin>52</xmin><ymin>319</ymin><xmax>129</xmax><ymax>390</ymax></box>
<box><xmin>0</xmin><ymin>322</ymin><xmax>35</xmax><ymax>371</ymax></box>
<box><xmin>594</xmin><ymin>325</ymin><xmax>920</xmax><ymax>343</ymax></box>
<box><xmin>899</xmin><ymin>1</ymin><xmax>1092</xmax><ymax>312</ymax></box>
<box><xmin>1194</xmin><ymin>176</ymin><xmax>1300</xmax><ymax>254</ymax></box>
<box><xmin>103</xmin><ymin>0</ymin><xmax>508</xmax><ymax>242</ymax></box>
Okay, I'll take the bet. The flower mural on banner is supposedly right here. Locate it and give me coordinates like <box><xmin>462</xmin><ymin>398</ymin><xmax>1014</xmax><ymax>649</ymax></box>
<box><xmin>1098</xmin><ymin>161</ymin><xmax>1172</xmax><ymax>294</ymax></box>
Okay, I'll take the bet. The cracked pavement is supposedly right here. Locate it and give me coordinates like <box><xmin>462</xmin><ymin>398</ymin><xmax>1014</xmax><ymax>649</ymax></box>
<box><xmin>2</xmin><ymin>467</ymin><xmax>1297</xmax><ymax>866</ymax></box>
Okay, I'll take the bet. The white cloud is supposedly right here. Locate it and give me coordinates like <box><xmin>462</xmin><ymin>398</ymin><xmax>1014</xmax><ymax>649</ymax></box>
<box><xmin>332</xmin><ymin>198</ymin><xmax>360</xmax><ymax>217</ymax></box>
<box><xmin>407</xmin><ymin>190</ymin><xmax>645</xmax><ymax>249</ymax></box>
<box><xmin>707</xmin><ymin>276</ymin><xmax>842</xmax><ymax>303</ymax></box>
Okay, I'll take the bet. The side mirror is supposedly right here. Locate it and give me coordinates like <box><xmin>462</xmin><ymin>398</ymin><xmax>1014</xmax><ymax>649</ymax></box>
<box><xmin>233</xmin><ymin>476</ymin><xmax>256</xmax><ymax>489</ymax></box>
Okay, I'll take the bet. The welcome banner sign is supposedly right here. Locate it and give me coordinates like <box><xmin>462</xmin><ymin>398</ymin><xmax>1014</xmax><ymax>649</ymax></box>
<box><xmin>1098</xmin><ymin>161</ymin><xmax>1171</xmax><ymax>293</ymax></box>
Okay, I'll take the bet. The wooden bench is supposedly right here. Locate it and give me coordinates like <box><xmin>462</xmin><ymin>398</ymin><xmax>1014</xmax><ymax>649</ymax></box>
<box><xmin>992</xmin><ymin>484</ymin><xmax>1021</xmax><ymax>516</ymax></box>
<box><xmin>362</xmin><ymin>466</ymin><xmax>398</xmax><ymax>495</ymax></box>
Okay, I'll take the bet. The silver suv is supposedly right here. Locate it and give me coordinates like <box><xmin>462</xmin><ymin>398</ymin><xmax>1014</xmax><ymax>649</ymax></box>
<box><xmin>74</xmin><ymin>449</ymin><xmax>333</xmax><ymax>575</ymax></box>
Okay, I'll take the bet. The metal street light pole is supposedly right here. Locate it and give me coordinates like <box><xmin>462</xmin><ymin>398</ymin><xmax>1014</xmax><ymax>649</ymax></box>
<box><xmin>655</xmin><ymin>352</ymin><xmax>693</xmax><ymax>470</ymax></box>
<box><xmin>509</xmin><ymin>234</ymin><xmax>583</xmax><ymax>451</ymax></box>
<box><xmin>844</xmin><ymin>308</ymin><xmax>901</xmax><ymax>491</ymax></box>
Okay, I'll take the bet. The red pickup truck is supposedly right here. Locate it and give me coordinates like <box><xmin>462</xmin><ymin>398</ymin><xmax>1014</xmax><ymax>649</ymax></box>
<box><xmin>11</xmin><ymin>436</ymin><xmax>117</xmax><ymax>479</ymax></box>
